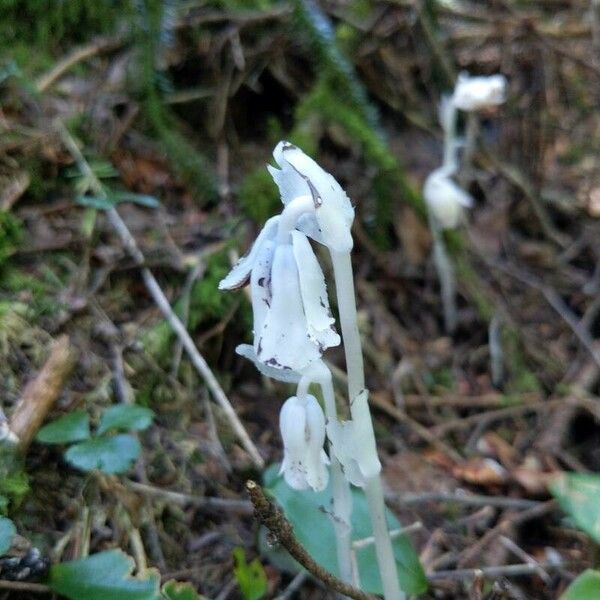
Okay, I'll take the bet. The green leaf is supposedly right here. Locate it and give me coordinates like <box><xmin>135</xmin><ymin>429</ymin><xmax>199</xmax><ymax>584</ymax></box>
<box><xmin>233</xmin><ymin>548</ymin><xmax>268</xmax><ymax>600</ymax></box>
<box><xmin>550</xmin><ymin>473</ymin><xmax>600</xmax><ymax>544</ymax></box>
<box><xmin>161</xmin><ymin>580</ymin><xmax>205</xmax><ymax>600</ymax></box>
<box><xmin>49</xmin><ymin>549</ymin><xmax>160</xmax><ymax>600</ymax></box>
<box><xmin>98</xmin><ymin>405</ymin><xmax>155</xmax><ymax>435</ymax></box>
<box><xmin>65</xmin><ymin>434</ymin><xmax>140</xmax><ymax>474</ymax></box>
<box><xmin>0</xmin><ymin>495</ymin><xmax>8</xmax><ymax>515</ymax></box>
<box><xmin>561</xmin><ymin>570</ymin><xmax>600</xmax><ymax>600</ymax></box>
<box><xmin>263</xmin><ymin>464</ymin><xmax>427</xmax><ymax>596</ymax></box>
<box><xmin>36</xmin><ymin>411</ymin><xmax>91</xmax><ymax>445</ymax></box>
<box><xmin>0</xmin><ymin>517</ymin><xmax>16</xmax><ymax>555</ymax></box>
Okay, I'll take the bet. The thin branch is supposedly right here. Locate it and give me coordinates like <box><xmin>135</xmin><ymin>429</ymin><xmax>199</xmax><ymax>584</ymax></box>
<box><xmin>36</xmin><ymin>35</ymin><xmax>124</xmax><ymax>92</ymax></box>
<box><xmin>428</xmin><ymin>561</ymin><xmax>570</xmax><ymax>581</ymax></box>
<box><xmin>0</xmin><ymin>580</ymin><xmax>50</xmax><ymax>593</ymax></box>
<box><xmin>126</xmin><ymin>480</ymin><xmax>253</xmax><ymax>514</ymax></box>
<box><xmin>9</xmin><ymin>335</ymin><xmax>75</xmax><ymax>452</ymax></box>
<box><xmin>246</xmin><ymin>480</ymin><xmax>376</xmax><ymax>600</ymax></box>
<box><xmin>56</xmin><ymin>121</ymin><xmax>264</xmax><ymax>469</ymax></box>
<box><xmin>392</xmin><ymin>491</ymin><xmax>541</xmax><ymax>510</ymax></box>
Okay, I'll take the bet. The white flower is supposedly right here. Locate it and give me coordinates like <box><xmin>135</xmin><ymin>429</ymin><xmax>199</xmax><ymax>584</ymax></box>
<box><xmin>219</xmin><ymin>222</ymin><xmax>339</xmax><ymax>374</ymax></box>
<box><xmin>423</xmin><ymin>167</ymin><xmax>473</xmax><ymax>230</ymax></box>
<box><xmin>279</xmin><ymin>394</ymin><xmax>329</xmax><ymax>491</ymax></box>
<box><xmin>452</xmin><ymin>72</ymin><xmax>507</xmax><ymax>112</ymax></box>
<box><xmin>326</xmin><ymin>390</ymin><xmax>381</xmax><ymax>487</ymax></box>
<box><xmin>267</xmin><ymin>141</ymin><xmax>355</xmax><ymax>253</ymax></box>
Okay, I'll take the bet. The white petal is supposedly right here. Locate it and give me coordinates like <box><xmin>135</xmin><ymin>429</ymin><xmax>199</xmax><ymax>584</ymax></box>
<box><xmin>424</xmin><ymin>168</ymin><xmax>473</xmax><ymax>230</ymax></box>
<box><xmin>273</xmin><ymin>141</ymin><xmax>355</xmax><ymax>252</ymax></box>
<box><xmin>268</xmin><ymin>142</ymin><xmax>310</xmax><ymax>205</ymax></box>
<box><xmin>279</xmin><ymin>396</ymin><xmax>310</xmax><ymax>490</ymax></box>
<box><xmin>256</xmin><ymin>243</ymin><xmax>321</xmax><ymax>371</ymax></box>
<box><xmin>296</xmin><ymin>212</ymin><xmax>324</xmax><ymax>244</ymax></box>
<box><xmin>218</xmin><ymin>216</ymin><xmax>280</xmax><ymax>291</ymax></box>
<box><xmin>291</xmin><ymin>230</ymin><xmax>340</xmax><ymax>349</ymax></box>
<box><xmin>326</xmin><ymin>391</ymin><xmax>381</xmax><ymax>485</ymax></box>
<box><xmin>452</xmin><ymin>73</ymin><xmax>507</xmax><ymax>112</ymax></box>
<box><xmin>326</xmin><ymin>419</ymin><xmax>365</xmax><ymax>487</ymax></box>
<box><xmin>235</xmin><ymin>344</ymin><xmax>301</xmax><ymax>383</ymax></box>
<box><xmin>250</xmin><ymin>238</ymin><xmax>275</xmax><ymax>336</ymax></box>
<box><xmin>279</xmin><ymin>395</ymin><xmax>329</xmax><ymax>492</ymax></box>
<box><xmin>349</xmin><ymin>389</ymin><xmax>382</xmax><ymax>479</ymax></box>
<box><xmin>280</xmin><ymin>396</ymin><xmax>308</xmax><ymax>458</ymax></box>
<box><xmin>303</xmin><ymin>395</ymin><xmax>329</xmax><ymax>491</ymax></box>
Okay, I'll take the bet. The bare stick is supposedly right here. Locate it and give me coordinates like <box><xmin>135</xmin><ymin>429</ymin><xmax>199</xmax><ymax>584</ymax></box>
<box><xmin>9</xmin><ymin>335</ymin><xmax>75</xmax><ymax>452</ymax></box>
<box><xmin>428</xmin><ymin>561</ymin><xmax>570</xmax><ymax>581</ymax></box>
<box><xmin>125</xmin><ymin>480</ymin><xmax>253</xmax><ymax>514</ymax></box>
<box><xmin>36</xmin><ymin>35</ymin><xmax>123</xmax><ymax>92</ymax></box>
<box><xmin>246</xmin><ymin>480</ymin><xmax>375</xmax><ymax>600</ymax></box>
<box><xmin>56</xmin><ymin>122</ymin><xmax>264</xmax><ymax>469</ymax></box>
<box><xmin>0</xmin><ymin>581</ymin><xmax>50</xmax><ymax>593</ymax></box>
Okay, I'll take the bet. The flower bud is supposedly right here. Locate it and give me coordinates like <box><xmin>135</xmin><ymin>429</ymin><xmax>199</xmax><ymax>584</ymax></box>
<box><xmin>279</xmin><ymin>395</ymin><xmax>329</xmax><ymax>491</ymax></box>
<box><xmin>452</xmin><ymin>73</ymin><xmax>507</xmax><ymax>112</ymax></box>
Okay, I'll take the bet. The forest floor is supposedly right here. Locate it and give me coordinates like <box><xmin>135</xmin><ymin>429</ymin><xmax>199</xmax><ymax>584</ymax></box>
<box><xmin>0</xmin><ymin>1</ymin><xmax>599</xmax><ymax>599</ymax></box>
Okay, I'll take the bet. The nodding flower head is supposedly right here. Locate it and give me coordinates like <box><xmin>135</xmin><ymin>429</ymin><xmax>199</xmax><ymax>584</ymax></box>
<box><xmin>267</xmin><ymin>141</ymin><xmax>355</xmax><ymax>253</ymax></box>
<box><xmin>423</xmin><ymin>167</ymin><xmax>473</xmax><ymax>230</ymax></box>
<box><xmin>219</xmin><ymin>219</ymin><xmax>339</xmax><ymax>375</ymax></box>
<box><xmin>279</xmin><ymin>394</ymin><xmax>329</xmax><ymax>491</ymax></box>
<box><xmin>452</xmin><ymin>72</ymin><xmax>507</xmax><ymax>112</ymax></box>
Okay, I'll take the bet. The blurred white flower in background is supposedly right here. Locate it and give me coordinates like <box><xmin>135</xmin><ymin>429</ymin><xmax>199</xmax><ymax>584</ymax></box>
<box><xmin>452</xmin><ymin>72</ymin><xmax>507</xmax><ymax>112</ymax></box>
<box><xmin>424</xmin><ymin>166</ymin><xmax>474</xmax><ymax>230</ymax></box>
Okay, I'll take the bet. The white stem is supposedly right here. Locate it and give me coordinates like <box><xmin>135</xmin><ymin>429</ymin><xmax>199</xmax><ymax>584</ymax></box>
<box><xmin>442</xmin><ymin>100</ymin><xmax>459</xmax><ymax>171</ymax></box>
<box><xmin>299</xmin><ymin>362</ymin><xmax>354</xmax><ymax>586</ymax></box>
<box><xmin>330</xmin><ymin>251</ymin><xmax>404</xmax><ymax>600</ymax></box>
<box><xmin>428</xmin><ymin>212</ymin><xmax>457</xmax><ymax>333</ymax></box>
<box><xmin>277</xmin><ymin>195</ymin><xmax>314</xmax><ymax>244</ymax></box>
<box><xmin>459</xmin><ymin>113</ymin><xmax>479</xmax><ymax>187</ymax></box>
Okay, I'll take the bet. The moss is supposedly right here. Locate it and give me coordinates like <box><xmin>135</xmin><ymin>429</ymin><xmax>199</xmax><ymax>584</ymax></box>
<box><xmin>0</xmin><ymin>211</ymin><xmax>22</xmax><ymax>268</ymax></box>
<box><xmin>0</xmin><ymin>446</ymin><xmax>29</xmax><ymax>512</ymax></box>
<box><xmin>143</xmin><ymin>251</ymin><xmax>251</xmax><ymax>360</ymax></box>
<box><xmin>293</xmin><ymin>0</ymin><xmax>380</xmax><ymax>133</ymax></box>
<box><xmin>238</xmin><ymin>168</ymin><xmax>279</xmax><ymax>225</ymax></box>
<box><xmin>0</xmin><ymin>1</ymin><xmax>129</xmax><ymax>78</ymax></box>
<box><xmin>294</xmin><ymin>79</ymin><xmax>425</xmax><ymax>246</ymax></box>
<box><xmin>502</xmin><ymin>327</ymin><xmax>542</xmax><ymax>394</ymax></box>
<box><xmin>135</xmin><ymin>0</ymin><xmax>217</xmax><ymax>203</ymax></box>
<box><xmin>454</xmin><ymin>255</ymin><xmax>496</xmax><ymax>322</ymax></box>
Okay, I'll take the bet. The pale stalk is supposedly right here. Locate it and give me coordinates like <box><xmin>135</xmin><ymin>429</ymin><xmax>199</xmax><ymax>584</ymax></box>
<box><xmin>442</xmin><ymin>100</ymin><xmax>458</xmax><ymax>171</ymax></box>
<box><xmin>458</xmin><ymin>112</ymin><xmax>479</xmax><ymax>188</ymax></box>
<box><xmin>330</xmin><ymin>250</ymin><xmax>404</xmax><ymax>600</ymax></box>
<box><xmin>297</xmin><ymin>363</ymin><xmax>354</xmax><ymax>586</ymax></box>
<box><xmin>429</xmin><ymin>213</ymin><xmax>457</xmax><ymax>333</ymax></box>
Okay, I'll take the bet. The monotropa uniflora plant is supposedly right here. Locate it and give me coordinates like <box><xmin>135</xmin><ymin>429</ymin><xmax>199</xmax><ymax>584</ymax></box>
<box><xmin>220</xmin><ymin>141</ymin><xmax>406</xmax><ymax>600</ymax></box>
<box><xmin>424</xmin><ymin>73</ymin><xmax>507</xmax><ymax>333</ymax></box>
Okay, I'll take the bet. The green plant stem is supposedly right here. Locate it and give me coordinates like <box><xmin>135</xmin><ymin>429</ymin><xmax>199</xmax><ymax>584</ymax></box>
<box><xmin>330</xmin><ymin>250</ymin><xmax>404</xmax><ymax>600</ymax></box>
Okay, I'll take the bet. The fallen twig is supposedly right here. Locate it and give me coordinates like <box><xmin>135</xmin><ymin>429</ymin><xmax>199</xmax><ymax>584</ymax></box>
<box><xmin>9</xmin><ymin>335</ymin><xmax>75</xmax><ymax>452</ymax></box>
<box><xmin>428</xmin><ymin>561</ymin><xmax>570</xmax><ymax>581</ymax></box>
<box><xmin>246</xmin><ymin>480</ymin><xmax>375</xmax><ymax>600</ymax></box>
<box><xmin>56</xmin><ymin>121</ymin><xmax>264</xmax><ymax>469</ymax></box>
<box><xmin>36</xmin><ymin>35</ymin><xmax>124</xmax><ymax>92</ymax></box>
<box><xmin>125</xmin><ymin>480</ymin><xmax>253</xmax><ymax>515</ymax></box>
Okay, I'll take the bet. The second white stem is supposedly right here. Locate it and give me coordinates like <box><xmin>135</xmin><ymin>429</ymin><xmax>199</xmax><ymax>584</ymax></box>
<box><xmin>331</xmin><ymin>250</ymin><xmax>404</xmax><ymax>600</ymax></box>
<box><xmin>298</xmin><ymin>363</ymin><xmax>354</xmax><ymax>586</ymax></box>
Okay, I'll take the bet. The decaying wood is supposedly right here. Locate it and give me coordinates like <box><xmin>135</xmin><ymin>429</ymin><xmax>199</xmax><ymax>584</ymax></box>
<box><xmin>9</xmin><ymin>335</ymin><xmax>76</xmax><ymax>452</ymax></box>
